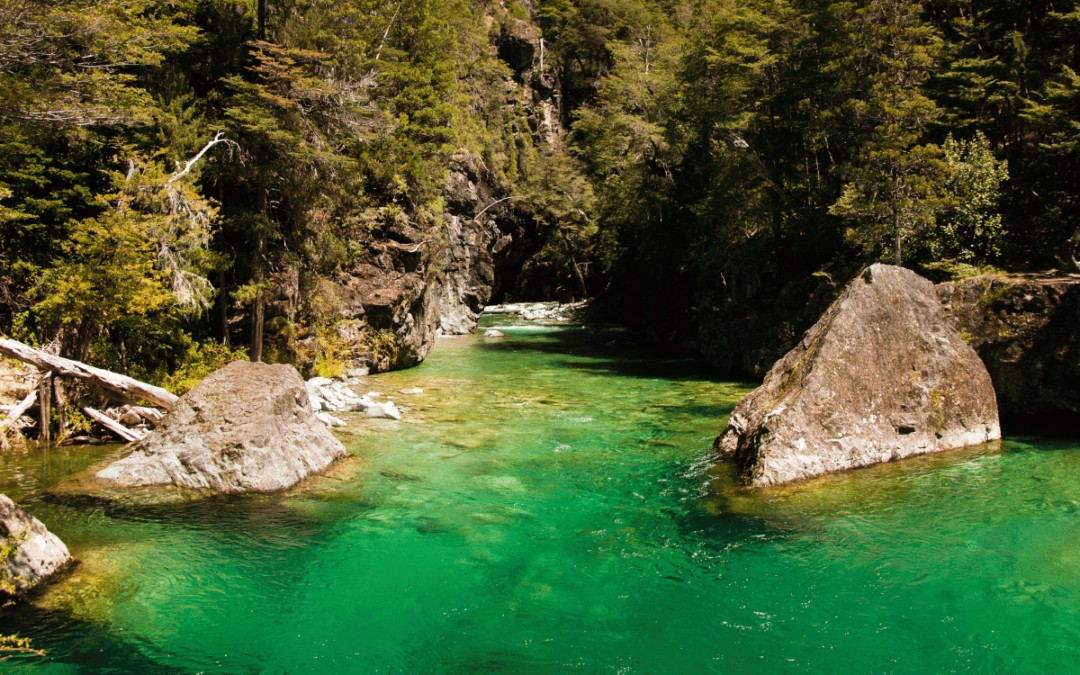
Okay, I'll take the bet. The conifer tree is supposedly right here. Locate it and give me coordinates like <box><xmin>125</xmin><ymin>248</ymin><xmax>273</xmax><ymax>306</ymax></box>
<box><xmin>827</xmin><ymin>0</ymin><xmax>947</xmax><ymax>266</ymax></box>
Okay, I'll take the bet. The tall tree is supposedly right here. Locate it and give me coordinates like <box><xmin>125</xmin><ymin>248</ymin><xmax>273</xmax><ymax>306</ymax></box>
<box><xmin>826</xmin><ymin>0</ymin><xmax>947</xmax><ymax>265</ymax></box>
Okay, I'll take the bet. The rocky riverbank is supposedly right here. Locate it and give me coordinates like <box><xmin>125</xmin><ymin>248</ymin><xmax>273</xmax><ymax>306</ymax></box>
<box><xmin>0</xmin><ymin>494</ymin><xmax>71</xmax><ymax>595</ymax></box>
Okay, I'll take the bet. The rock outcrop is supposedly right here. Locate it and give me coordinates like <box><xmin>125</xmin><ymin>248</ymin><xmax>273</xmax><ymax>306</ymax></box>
<box><xmin>715</xmin><ymin>264</ymin><xmax>1001</xmax><ymax>488</ymax></box>
<box><xmin>259</xmin><ymin>17</ymin><xmax>556</xmax><ymax>374</ymax></box>
<box><xmin>937</xmin><ymin>272</ymin><xmax>1080</xmax><ymax>415</ymax></box>
<box><xmin>0</xmin><ymin>494</ymin><xmax>71</xmax><ymax>594</ymax></box>
<box><xmin>95</xmin><ymin>361</ymin><xmax>347</xmax><ymax>494</ymax></box>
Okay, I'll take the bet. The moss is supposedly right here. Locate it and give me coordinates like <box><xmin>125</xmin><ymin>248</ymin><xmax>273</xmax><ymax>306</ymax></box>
<box><xmin>930</xmin><ymin>389</ymin><xmax>945</xmax><ymax>429</ymax></box>
<box><xmin>979</xmin><ymin>281</ymin><xmax>1011</xmax><ymax>310</ymax></box>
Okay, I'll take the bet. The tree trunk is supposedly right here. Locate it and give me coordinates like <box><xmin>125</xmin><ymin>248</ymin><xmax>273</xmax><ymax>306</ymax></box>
<box><xmin>893</xmin><ymin>211</ymin><xmax>903</xmax><ymax>266</ymax></box>
<box><xmin>250</xmin><ymin>232</ymin><xmax>265</xmax><ymax>363</ymax></box>
<box><xmin>257</xmin><ymin>0</ymin><xmax>267</xmax><ymax>40</ymax></box>
<box><xmin>82</xmin><ymin>407</ymin><xmax>146</xmax><ymax>443</ymax></box>
<box><xmin>0</xmin><ymin>338</ymin><xmax>179</xmax><ymax>409</ymax></box>
<box><xmin>557</xmin><ymin>228</ymin><xmax>588</xmax><ymax>299</ymax></box>
<box><xmin>53</xmin><ymin>376</ymin><xmax>68</xmax><ymax>441</ymax></box>
<box><xmin>217</xmin><ymin>269</ymin><xmax>230</xmax><ymax>347</ymax></box>
<box><xmin>38</xmin><ymin>375</ymin><xmax>51</xmax><ymax>444</ymax></box>
<box><xmin>250</xmin><ymin>185</ymin><xmax>267</xmax><ymax>363</ymax></box>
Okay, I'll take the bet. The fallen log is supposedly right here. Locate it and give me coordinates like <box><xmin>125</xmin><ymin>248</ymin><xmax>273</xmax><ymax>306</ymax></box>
<box><xmin>82</xmin><ymin>407</ymin><xmax>147</xmax><ymax>443</ymax></box>
<box><xmin>131</xmin><ymin>406</ymin><xmax>165</xmax><ymax>426</ymax></box>
<box><xmin>0</xmin><ymin>338</ymin><xmax>178</xmax><ymax>410</ymax></box>
<box><xmin>0</xmin><ymin>385</ymin><xmax>38</xmax><ymax>450</ymax></box>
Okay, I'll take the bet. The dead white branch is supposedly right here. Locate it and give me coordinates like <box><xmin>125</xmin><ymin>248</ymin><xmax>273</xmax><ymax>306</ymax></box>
<box><xmin>0</xmin><ymin>384</ymin><xmax>38</xmax><ymax>449</ymax></box>
<box><xmin>474</xmin><ymin>195</ymin><xmax>525</xmax><ymax>221</ymax></box>
<box><xmin>131</xmin><ymin>406</ymin><xmax>165</xmax><ymax>426</ymax></box>
<box><xmin>0</xmin><ymin>338</ymin><xmax>178</xmax><ymax>409</ymax></box>
<box><xmin>82</xmin><ymin>406</ymin><xmax>146</xmax><ymax>443</ymax></box>
<box><xmin>167</xmin><ymin>130</ymin><xmax>239</xmax><ymax>184</ymax></box>
<box><xmin>375</xmin><ymin>2</ymin><xmax>402</xmax><ymax>61</ymax></box>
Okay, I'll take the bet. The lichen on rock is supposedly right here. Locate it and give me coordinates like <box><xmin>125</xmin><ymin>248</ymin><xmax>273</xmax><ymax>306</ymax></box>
<box><xmin>714</xmin><ymin>264</ymin><xmax>1001</xmax><ymax>487</ymax></box>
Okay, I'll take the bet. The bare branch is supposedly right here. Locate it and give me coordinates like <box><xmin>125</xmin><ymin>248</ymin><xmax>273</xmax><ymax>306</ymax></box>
<box><xmin>474</xmin><ymin>195</ymin><xmax>525</xmax><ymax>221</ymax></box>
<box><xmin>167</xmin><ymin>131</ymin><xmax>238</xmax><ymax>184</ymax></box>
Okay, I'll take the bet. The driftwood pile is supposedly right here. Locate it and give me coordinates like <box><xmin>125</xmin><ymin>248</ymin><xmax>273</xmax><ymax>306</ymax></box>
<box><xmin>0</xmin><ymin>338</ymin><xmax>176</xmax><ymax>449</ymax></box>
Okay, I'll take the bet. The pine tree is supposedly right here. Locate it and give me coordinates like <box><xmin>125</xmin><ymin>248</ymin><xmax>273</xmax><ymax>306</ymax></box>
<box><xmin>827</xmin><ymin>0</ymin><xmax>947</xmax><ymax>266</ymax></box>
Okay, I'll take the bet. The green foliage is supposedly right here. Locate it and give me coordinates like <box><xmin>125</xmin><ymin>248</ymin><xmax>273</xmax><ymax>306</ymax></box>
<box><xmin>0</xmin><ymin>0</ymin><xmax>198</xmax><ymax>127</ymax></box>
<box><xmin>32</xmin><ymin>150</ymin><xmax>219</xmax><ymax>360</ymax></box>
<box><xmin>0</xmin><ymin>0</ymin><xmax>1077</xmax><ymax>383</ymax></box>
<box><xmin>827</xmin><ymin>0</ymin><xmax>948</xmax><ymax>265</ymax></box>
<box><xmin>918</xmin><ymin>260</ymin><xmax>1004</xmax><ymax>282</ymax></box>
<box><xmin>932</xmin><ymin>131</ymin><xmax>1009</xmax><ymax>263</ymax></box>
<box><xmin>160</xmin><ymin>339</ymin><xmax>249</xmax><ymax>395</ymax></box>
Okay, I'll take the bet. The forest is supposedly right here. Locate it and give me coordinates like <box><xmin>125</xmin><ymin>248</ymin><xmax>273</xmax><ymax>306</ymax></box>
<box><xmin>0</xmin><ymin>0</ymin><xmax>1077</xmax><ymax>385</ymax></box>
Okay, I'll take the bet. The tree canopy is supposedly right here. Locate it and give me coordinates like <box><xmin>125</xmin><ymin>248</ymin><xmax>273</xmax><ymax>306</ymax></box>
<box><xmin>0</xmin><ymin>0</ymin><xmax>1076</xmax><ymax>381</ymax></box>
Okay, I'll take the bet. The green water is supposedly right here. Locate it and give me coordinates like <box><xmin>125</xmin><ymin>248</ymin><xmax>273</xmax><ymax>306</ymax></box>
<box><xmin>2</xmin><ymin>319</ymin><xmax>1080</xmax><ymax>673</ymax></box>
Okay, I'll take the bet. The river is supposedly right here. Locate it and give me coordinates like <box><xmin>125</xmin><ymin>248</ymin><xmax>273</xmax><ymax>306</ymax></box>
<box><xmin>1</xmin><ymin>317</ymin><xmax>1079</xmax><ymax>673</ymax></box>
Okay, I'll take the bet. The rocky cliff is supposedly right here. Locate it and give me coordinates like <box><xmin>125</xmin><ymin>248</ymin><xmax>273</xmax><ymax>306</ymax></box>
<box><xmin>268</xmin><ymin>17</ymin><xmax>556</xmax><ymax>374</ymax></box>
<box><xmin>937</xmin><ymin>273</ymin><xmax>1080</xmax><ymax>415</ymax></box>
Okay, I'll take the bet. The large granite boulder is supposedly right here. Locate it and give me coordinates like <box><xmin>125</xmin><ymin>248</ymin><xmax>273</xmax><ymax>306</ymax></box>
<box><xmin>1</xmin><ymin>494</ymin><xmax>71</xmax><ymax>594</ymax></box>
<box><xmin>96</xmin><ymin>361</ymin><xmax>347</xmax><ymax>494</ymax></box>
<box><xmin>714</xmin><ymin>264</ymin><xmax>1001</xmax><ymax>488</ymax></box>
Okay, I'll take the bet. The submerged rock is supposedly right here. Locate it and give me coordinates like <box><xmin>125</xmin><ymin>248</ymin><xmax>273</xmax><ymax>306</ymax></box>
<box><xmin>0</xmin><ymin>493</ymin><xmax>71</xmax><ymax>594</ymax></box>
<box><xmin>714</xmin><ymin>264</ymin><xmax>1001</xmax><ymax>488</ymax></box>
<box><xmin>96</xmin><ymin>361</ymin><xmax>347</xmax><ymax>494</ymax></box>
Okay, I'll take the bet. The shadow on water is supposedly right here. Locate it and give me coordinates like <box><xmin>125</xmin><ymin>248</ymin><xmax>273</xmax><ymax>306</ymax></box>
<box><xmin>0</xmin><ymin>604</ymin><xmax>191</xmax><ymax>675</ymax></box>
<box><xmin>473</xmin><ymin>325</ymin><xmax>756</xmax><ymax>385</ymax></box>
<box><xmin>38</xmin><ymin>488</ymin><xmax>366</xmax><ymax>542</ymax></box>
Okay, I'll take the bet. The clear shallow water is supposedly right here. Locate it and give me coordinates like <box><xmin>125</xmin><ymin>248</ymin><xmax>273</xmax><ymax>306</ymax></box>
<box><xmin>1</xmin><ymin>319</ymin><xmax>1079</xmax><ymax>673</ymax></box>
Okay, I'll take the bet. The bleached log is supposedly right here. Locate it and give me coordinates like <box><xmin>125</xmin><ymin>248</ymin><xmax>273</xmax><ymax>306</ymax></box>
<box><xmin>0</xmin><ymin>386</ymin><xmax>38</xmax><ymax>450</ymax></box>
<box><xmin>131</xmin><ymin>406</ymin><xmax>166</xmax><ymax>426</ymax></box>
<box><xmin>1</xmin><ymin>388</ymin><xmax>37</xmax><ymax>428</ymax></box>
<box><xmin>82</xmin><ymin>407</ymin><xmax>146</xmax><ymax>443</ymax></box>
<box><xmin>0</xmin><ymin>338</ymin><xmax>178</xmax><ymax>410</ymax></box>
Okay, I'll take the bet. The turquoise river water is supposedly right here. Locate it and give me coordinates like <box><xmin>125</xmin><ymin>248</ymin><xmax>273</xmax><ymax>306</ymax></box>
<box><xmin>2</xmin><ymin>318</ymin><xmax>1080</xmax><ymax>673</ymax></box>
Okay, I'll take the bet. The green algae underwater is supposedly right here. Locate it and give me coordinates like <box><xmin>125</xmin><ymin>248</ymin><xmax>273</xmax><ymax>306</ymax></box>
<box><xmin>1</xmin><ymin>318</ymin><xmax>1079</xmax><ymax>674</ymax></box>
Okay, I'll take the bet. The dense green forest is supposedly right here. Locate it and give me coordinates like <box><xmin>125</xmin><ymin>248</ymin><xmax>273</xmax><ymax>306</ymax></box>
<box><xmin>0</xmin><ymin>0</ymin><xmax>1077</xmax><ymax>383</ymax></box>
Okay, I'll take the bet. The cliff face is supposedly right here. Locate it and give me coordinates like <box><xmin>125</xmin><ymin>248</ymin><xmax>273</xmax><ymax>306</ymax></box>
<box><xmin>270</xmin><ymin>14</ymin><xmax>557</xmax><ymax>374</ymax></box>
<box><xmin>937</xmin><ymin>273</ymin><xmax>1080</xmax><ymax>416</ymax></box>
